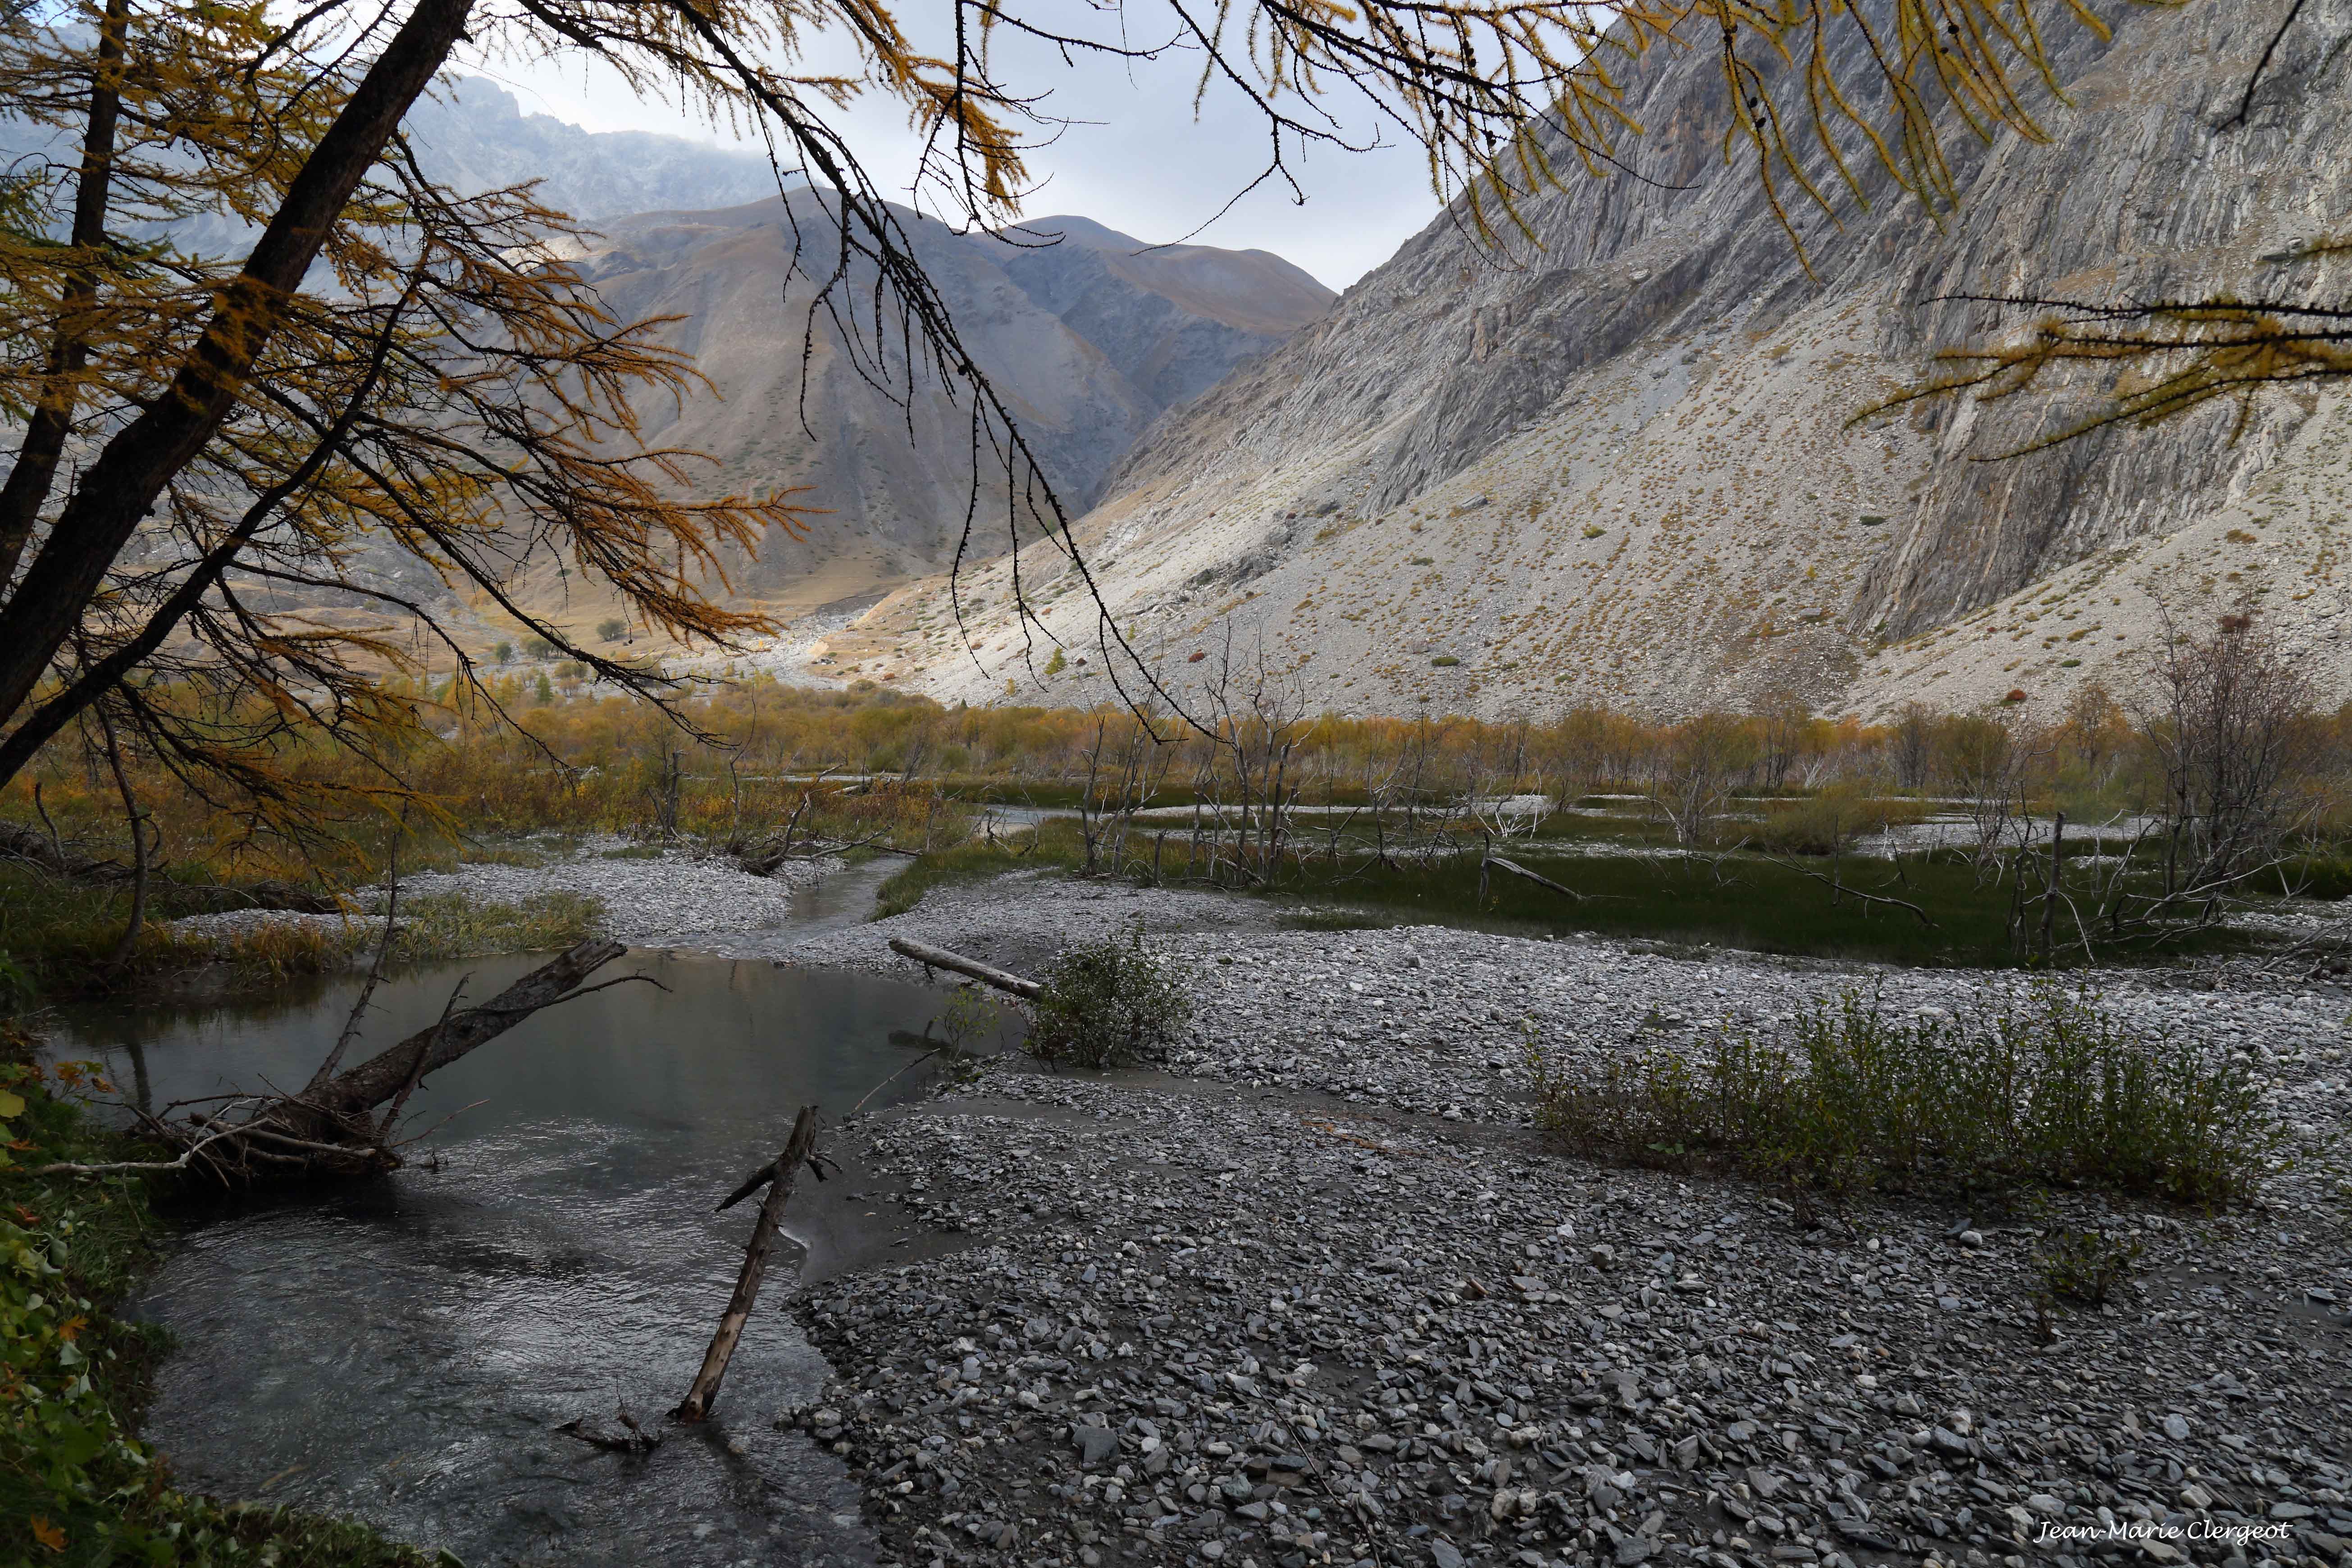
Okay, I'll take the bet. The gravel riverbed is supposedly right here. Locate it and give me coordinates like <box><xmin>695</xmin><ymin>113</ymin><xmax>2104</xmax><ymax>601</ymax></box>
<box><xmin>746</xmin><ymin>872</ymin><xmax>2352</xmax><ymax>1568</ymax></box>
<box><xmin>158</xmin><ymin>851</ymin><xmax>2352</xmax><ymax>1568</ymax></box>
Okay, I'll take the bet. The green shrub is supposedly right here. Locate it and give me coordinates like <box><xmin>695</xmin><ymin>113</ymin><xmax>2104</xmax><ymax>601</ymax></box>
<box><xmin>2033</xmin><ymin>1226</ymin><xmax>2143</xmax><ymax>1306</ymax></box>
<box><xmin>1527</xmin><ymin>982</ymin><xmax>2281</xmax><ymax>1204</ymax></box>
<box><xmin>1026</xmin><ymin>925</ymin><xmax>1191</xmax><ymax>1068</ymax></box>
<box><xmin>1431</xmin><ymin>655</ymin><xmax>1459</xmax><ymax>667</ymax></box>
<box><xmin>1</xmin><ymin>1040</ymin><xmax>433</xmax><ymax>1566</ymax></box>
<box><xmin>596</xmin><ymin>617</ymin><xmax>627</xmax><ymax>643</ymax></box>
<box><xmin>932</xmin><ymin>984</ymin><xmax>999</xmax><ymax>1061</ymax></box>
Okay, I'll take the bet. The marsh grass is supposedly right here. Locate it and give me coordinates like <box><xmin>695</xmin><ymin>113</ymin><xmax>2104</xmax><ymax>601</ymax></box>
<box><xmin>0</xmin><ymin>866</ymin><xmax>605</xmax><ymax>1004</ymax></box>
<box><xmin>1258</xmin><ymin>850</ymin><xmax>2255</xmax><ymax>967</ymax></box>
<box><xmin>1527</xmin><ymin>984</ymin><xmax>2282</xmax><ymax>1205</ymax></box>
<box><xmin>0</xmin><ymin>865</ymin><xmax>362</xmax><ymax>1000</ymax></box>
<box><xmin>873</xmin><ymin>819</ymin><xmax>1085</xmax><ymax>917</ymax></box>
<box><xmin>389</xmin><ymin>890</ymin><xmax>604</xmax><ymax>960</ymax></box>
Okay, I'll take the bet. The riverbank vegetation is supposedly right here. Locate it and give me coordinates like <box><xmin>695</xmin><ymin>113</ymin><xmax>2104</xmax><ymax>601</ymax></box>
<box><xmin>1524</xmin><ymin>983</ymin><xmax>2284</xmax><ymax>1207</ymax></box>
<box><xmin>0</xmin><ymin>1038</ymin><xmax>432</xmax><ymax>1567</ymax></box>
<box><xmin>4</xmin><ymin>612</ymin><xmax>2348</xmax><ymax>984</ymax></box>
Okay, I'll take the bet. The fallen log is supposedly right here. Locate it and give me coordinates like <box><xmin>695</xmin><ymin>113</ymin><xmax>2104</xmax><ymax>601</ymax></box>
<box><xmin>38</xmin><ymin>937</ymin><xmax>633</xmax><ymax>1182</ymax></box>
<box><xmin>296</xmin><ymin>938</ymin><xmax>629</xmax><ymax>1131</ymax></box>
<box><xmin>1483</xmin><ymin>853</ymin><xmax>1585</xmax><ymax>902</ymax></box>
<box><xmin>887</xmin><ymin>936</ymin><xmax>1042</xmax><ymax>999</ymax></box>
<box><xmin>675</xmin><ymin>1105</ymin><xmax>820</xmax><ymax>1423</ymax></box>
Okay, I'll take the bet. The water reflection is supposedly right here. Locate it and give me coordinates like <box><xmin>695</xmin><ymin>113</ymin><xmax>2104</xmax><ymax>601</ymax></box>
<box><xmin>50</xmin><ymin>948</ymin><xmax>1008</xmax><ymax>1567</ymax></box>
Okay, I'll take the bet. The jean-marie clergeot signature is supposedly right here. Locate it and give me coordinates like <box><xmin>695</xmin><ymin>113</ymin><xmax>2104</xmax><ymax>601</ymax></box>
<box><xmin>2033</xmin><ymin>1518</ymin><xmax>2295</xmax><ymax>1549</ymax></box>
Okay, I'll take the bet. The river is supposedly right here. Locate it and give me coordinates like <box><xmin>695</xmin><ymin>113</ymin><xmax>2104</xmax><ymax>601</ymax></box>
<box><xmin>50</xmin><ymin>899</ymin><xmax>1003</xmax><ymax>1567</ymax></box>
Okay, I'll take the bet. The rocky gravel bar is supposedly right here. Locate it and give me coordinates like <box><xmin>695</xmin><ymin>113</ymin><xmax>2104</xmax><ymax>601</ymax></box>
<box><xmin>757</xmin><ymin>873</ymin><xmax>2352</xmax><ymax>1568</ymax></box>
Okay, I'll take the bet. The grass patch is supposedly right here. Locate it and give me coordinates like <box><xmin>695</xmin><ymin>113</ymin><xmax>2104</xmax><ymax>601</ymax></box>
<box><xmin>1745</xmin><ymin>789</ymin><xmax>1929</xmax><ymax>854</ymax></box>
<box><xmin>0</xmin><ymin>866</ymin><xmax>360</xmax><ymax>1003</ymax></box>
<box><xmin>1</xmin><ymin>1036</ymin><xmax>433</xmax><ymax>1566</ymax></box>
<box><xmin>873</xmin><ymin>819</ymin><xmax>1084</xmax><ymax>918</ymax></box>
<box><xmin>1526</xmin><ymin>984</ymin><xmax>2283</xmax><ymax>1205</ymax></box>
<box><xmin>1026</xmin><ymin>925</ymin><xmax>1191</xmax><ymax>1069</ymax></box>
<box><xmin>1256</xmin><ymin>848</ymin><xmax>2253</xmax><ymax>967</ymax></box>
<box><xmin>390</xmin><ymin>890</ymin><xmax>604</xmax><ymax>960</ymax></box>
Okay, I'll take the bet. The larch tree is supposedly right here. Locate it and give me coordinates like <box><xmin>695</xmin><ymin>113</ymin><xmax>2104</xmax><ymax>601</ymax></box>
<box><xmin>0</xmin><ymin>0</ymin><xmax>2309</xmax><ymax>836</ymax></box>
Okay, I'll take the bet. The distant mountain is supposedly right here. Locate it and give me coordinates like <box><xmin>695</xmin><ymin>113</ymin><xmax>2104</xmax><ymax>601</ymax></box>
<box><xmin>408</xmin><ymin>78</ymin><xmax>784</xmax><ymax>222</ymax></box>
<box><xmin>3</xmin><ymin>70</ymin><xmax>1337</xmax><ymax>643</ymax></box>
<box><xmin>0</xmin><ymin>72</ymin><xmax>781</xmax><ymax>255</ymax></box>
<box><xmin>498</xmin><ymin>194</ymin><xmax>1334</xmax><ymax>623</ymax></box>
<box><xmin>981</xmin><ymin>216</ymin><xmax>1339</xmax><ymax>409</ymax></box>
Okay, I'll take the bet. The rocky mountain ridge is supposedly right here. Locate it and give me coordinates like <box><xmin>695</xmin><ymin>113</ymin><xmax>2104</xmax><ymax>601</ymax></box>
<box><xmin>493</xmin><ymin>196</ymin><xmax>1334</xmax><ymax>629</ymax></box>
<box><xmin>843</xmin><ymin>0</ymin><xmax>2352</xmax><ymax>721</ymax></box>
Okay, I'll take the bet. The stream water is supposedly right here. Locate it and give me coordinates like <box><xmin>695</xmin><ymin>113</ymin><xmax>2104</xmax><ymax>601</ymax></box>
<box><xmin>49</xmin><ymin>912</ymin><xmax>1000</xmax><ymax>1567</ymax></box>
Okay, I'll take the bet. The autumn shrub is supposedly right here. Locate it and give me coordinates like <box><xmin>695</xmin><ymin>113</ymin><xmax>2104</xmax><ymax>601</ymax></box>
<box><xmin>1747</xmin><ymin>786</ymin><xmax>1928</xmax><ymax>855</ymax></box>
<box><xmin>1527</xmin><ymin>983</ymin><xmax>2279</xmax><ymax>1204</ymax></box>
<box><xmin>1026</xmin><ymin>924</ymin><xmax>1191</xmax><ymax>1068</ymax></box>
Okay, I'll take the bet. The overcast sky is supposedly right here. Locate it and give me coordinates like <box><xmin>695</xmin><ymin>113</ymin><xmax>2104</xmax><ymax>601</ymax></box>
<box><xmin>464</xmin><ymin>23</ymin><xmax>1442</xmax><ymax>291</ymax></box>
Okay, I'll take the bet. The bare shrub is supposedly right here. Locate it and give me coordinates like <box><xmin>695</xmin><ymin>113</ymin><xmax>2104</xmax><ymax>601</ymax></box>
<box><xmin>2138</xmin><ymin>610</ymin><xmax>2316</xmax><ymax>905</ymax></box>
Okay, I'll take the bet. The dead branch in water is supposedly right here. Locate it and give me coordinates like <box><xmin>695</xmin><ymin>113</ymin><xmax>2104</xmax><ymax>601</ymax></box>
<box><xmin>1481</xmin><ymin>852</ymin><xmax>1585</xmax><ymax>902</ymax></box>
<box><xmin>37</xmin><ymin>938</ymin><xmax>633</xmax><ymax>1182</ymax></box>
<box><xmin>675</xmin><ymin>1104</ymin><xmax>821</xmax><ymax>1423</ymax></box>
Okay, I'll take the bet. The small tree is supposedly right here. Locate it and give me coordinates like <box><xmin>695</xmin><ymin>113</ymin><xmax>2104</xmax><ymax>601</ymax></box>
<box><xmin>1887</xmin><ymin>702</ymin><xmax>1936</xmax><ymax>792</ymax></box>
<box><xmin>2138</xmin><ymin>611</ymin><xmax>2314</xmax><ymax>905</ymax></box>
<box><xmin>597</xmin><ymin>618</ymin><xmax>629</xmax><ymax>644</ymax></box>
<box><xmin>1641</xmin><ymin>712</ymin><xmax>1755</xmax><ymax>848</ymax></box>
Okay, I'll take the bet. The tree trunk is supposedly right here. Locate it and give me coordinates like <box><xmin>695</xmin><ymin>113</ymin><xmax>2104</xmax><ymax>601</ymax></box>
<box><xmin>294</xmin><ymin>937</ymin><xmax>628</xmax><ymax>1132</ymax></box>
<box><xmin>0</xmin><ymin>0</ymin><xmax>477</xmax><ymax>740</ymax></box>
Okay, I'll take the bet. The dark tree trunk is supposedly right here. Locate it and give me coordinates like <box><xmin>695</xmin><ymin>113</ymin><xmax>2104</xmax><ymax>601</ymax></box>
<box><xmin>0</xmin><ymin>0</ymin><xmax>477</xmax><ymax>744</ymax></box>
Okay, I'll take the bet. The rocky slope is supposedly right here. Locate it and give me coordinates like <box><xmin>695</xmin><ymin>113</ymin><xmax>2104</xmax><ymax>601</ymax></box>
<box><xmin>851</xmin><ymin>0</ymin><xmax>2352</xmax><ymax>721</ymax></box>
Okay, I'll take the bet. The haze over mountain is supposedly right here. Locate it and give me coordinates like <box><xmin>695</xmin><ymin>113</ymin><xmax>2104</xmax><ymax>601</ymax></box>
<box><xmin>847</xmin><ymin>0</ymin><xmax>2352</xmax><ymax>720</ymax></box>
<box><xmin>411</xmin><ymin>77</ymin><xmax>787</xmax><ymax>220</ymax></box>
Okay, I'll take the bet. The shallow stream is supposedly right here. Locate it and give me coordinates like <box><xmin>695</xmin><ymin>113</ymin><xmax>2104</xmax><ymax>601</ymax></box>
<box><xmin>50</xmin><ymin>929</ymin><xmax>998</xmax><ymax>1567</ymax></box>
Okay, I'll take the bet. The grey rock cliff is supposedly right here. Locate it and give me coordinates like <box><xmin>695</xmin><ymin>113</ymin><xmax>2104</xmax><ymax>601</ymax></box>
<box><xmin>890</xmin><ymin>0</ymin><xmax>2352</xmax><ymax>719</ymax></box>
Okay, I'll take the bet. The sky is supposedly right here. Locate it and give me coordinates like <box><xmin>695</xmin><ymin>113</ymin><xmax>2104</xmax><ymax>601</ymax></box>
<box><xmin>461</xmin><ymin>21</ymin><xmax>1443</xmax><ymax>291</ymax></box>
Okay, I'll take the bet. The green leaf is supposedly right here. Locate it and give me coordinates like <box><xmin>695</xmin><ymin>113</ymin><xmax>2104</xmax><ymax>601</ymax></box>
<box><xmin>0</xmin><ymin>1087</ymin><xmax>24</xmax><ymax>1118</ymax></box>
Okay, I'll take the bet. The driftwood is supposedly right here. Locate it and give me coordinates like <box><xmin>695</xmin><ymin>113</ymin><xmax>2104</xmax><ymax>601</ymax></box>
<box><xmin>887</xmin><ymin>936</ymin><xmax>1042</xmax><ymax>999</ymax></box>
<box><xmin>1482</xmin><ymin>853</ymin><xmax>1585</xmax><ymax>902</ymax></box>
<box><xmin>1763</xmin><ymin>855</ymin><xmax>1937</xmax><ymax>927</ymax></box>
<box><xmin>38</xmin><ymin>937</ymin><xmax>632</xmax><ymax>1182</ymax></box>
<box><xmin>675</xmin><ymin>1104</ymin><xmax>821</xmax><ymax>1423</ymax></box>
<box><xmin>560</xmin><ymin>1401</ymin><xmax>663</xmax><ymax>1454</ymax></box>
